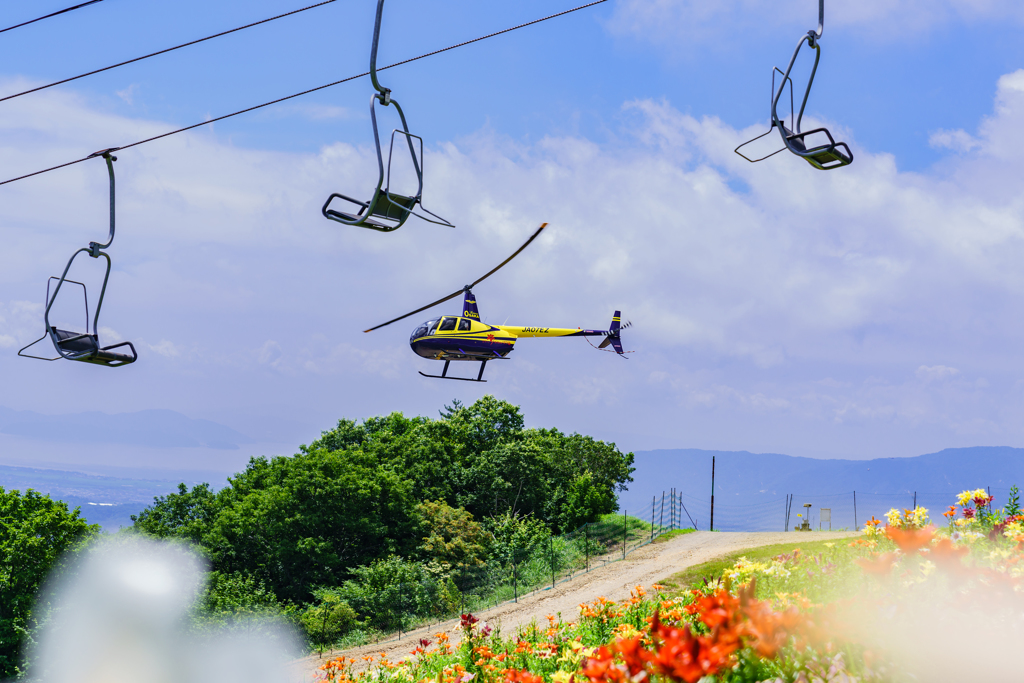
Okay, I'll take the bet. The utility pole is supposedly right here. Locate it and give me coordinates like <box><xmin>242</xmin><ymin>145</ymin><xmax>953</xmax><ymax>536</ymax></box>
<box><xmin>710</xmin><ymin>456</ymin><xmax>716</xmax><ymax>532</ymax></box>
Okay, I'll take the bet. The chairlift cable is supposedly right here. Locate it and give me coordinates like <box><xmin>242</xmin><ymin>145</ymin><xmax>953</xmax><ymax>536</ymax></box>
<box><xmin>0</xmin><ymin>0</ymin><xmax>610</xmax><ymax>188</ymax></box>
<box><xmin>0</xmin><ymin>0</ymin><xmax>340</xmax><ymax>105</ymax></box>
<box><xmin>0</xmin><ymin>0</ymin><xmax>104</xmax><ymax>35</ymax></box>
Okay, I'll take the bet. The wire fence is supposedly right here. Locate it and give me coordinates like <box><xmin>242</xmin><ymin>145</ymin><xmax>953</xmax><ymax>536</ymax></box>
<box><xmin>665</xmin><ymin>486</ymin><xmax>1019</xmax><ymax>533</ymax></box>
<box><xmin>311</xmin><ymin>499</ymin><xmax>696</xmax><ymax>651</ymax></box>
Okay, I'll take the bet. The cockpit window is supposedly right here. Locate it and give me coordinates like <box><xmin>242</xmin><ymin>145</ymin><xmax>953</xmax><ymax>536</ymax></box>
<box><xmin>439</xmin><ymin>317</ymin><xmax>456</xmax><ymax>332</ymax></box>
<box><xmin>424</xmin><ymin>318</ymin><xmax>440</xmax><ymax>335</ymax></box>
<box><xmin>458</xmin><ymin>318</ymin><xmax>472</xmax><ymax>331</ymax></box>
<box><xmin>412</xmin><ymin>324</ymin><xmax>428</xmax><ymax>339</ymax></box>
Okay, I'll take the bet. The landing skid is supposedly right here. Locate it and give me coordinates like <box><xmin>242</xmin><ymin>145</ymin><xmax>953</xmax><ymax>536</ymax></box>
<box><xmin>419</xmin><ymin>359</ymin><xmax>492</xmax><ymax>382</ymax></box>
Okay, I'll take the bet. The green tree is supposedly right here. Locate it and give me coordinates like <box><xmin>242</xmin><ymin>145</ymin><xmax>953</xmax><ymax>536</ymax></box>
<box><xmin>415</xmin><ymin>500</ymin><xmax>488</xmax><ymax>570</ymax></box>
<box><xmin>300</xmin><ymin>589</ymin><xmax>358</xmax><ymax>652</ymax></box>
<box><xmin>556</xmin><ymin>471</ymin><xmax>617</xmax><ymax>531</ymax></box>
<box><xmin>0</xmin><ymin>488</ymin><xmax>98</xmax><ymax>678</ymax></box>
<box><xmin>204</xmin><ymin>448</ymin><xmax>418</xmax><ymax>602</ymax></box>
<box><xmin>131</xmin><ymin>482</ymin><xmax>219</xmax><ymax>546</ymax></box>
<box><xmin>336</xmin><ymin>556</ymin><xmax>443</xmax><ymax>632</ymax></box>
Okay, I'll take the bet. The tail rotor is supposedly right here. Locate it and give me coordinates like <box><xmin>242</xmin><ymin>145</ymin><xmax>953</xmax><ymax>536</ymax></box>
<box><xmin>596</xmin><ymin>310</ymin><xmax>632</xmax><ymax>357</ymax></box>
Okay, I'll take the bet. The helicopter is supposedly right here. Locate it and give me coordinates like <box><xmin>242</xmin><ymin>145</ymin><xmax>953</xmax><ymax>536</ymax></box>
<box><xmin>364</xmin><ymin>223</ymin><xmax>630</xmax><ymax>382</ymax></box>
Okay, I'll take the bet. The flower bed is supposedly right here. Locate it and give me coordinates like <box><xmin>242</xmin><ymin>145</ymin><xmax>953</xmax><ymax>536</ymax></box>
<box><xmin>319</xmin><ymin>489</ymin><xmax>1024</xmax><ymax>683</ymax></box>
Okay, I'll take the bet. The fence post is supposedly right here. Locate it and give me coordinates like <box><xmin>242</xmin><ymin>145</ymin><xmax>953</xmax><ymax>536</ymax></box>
<box><xmin>853</xmin><ymin>491</ymin><xmax>857</xmax><ymax>530</ymax></box>
<box><xmin>913</xmin><ymin>491</ymin><xmax>917</xmax><ymax>509</ymax></box>
<box><xmin>551</xmin><ymin>535</ymin><xmax>555</xmax><ymax>589</ymax></box>
<box><xmin>585</xmin><ymin>524</ymin><xmax>590</xmax><ymax>572</ymax></box>
<box><xmin>513</xmin><ymin>558</ymin><xmax>518</xmax><ymax>603</ymax></box>
<box><xmin>622</xmin><ymin>510</ymin><xmax>627</xmax><ymax>559</ymax></box>
<box><xmin>710</xmin><ymin>456</ymin><xmax>716</xmax><ymax>532</ymax></box>
<box><xmin>783</xmin><ymin>494</ymin><xmax>789</xmax><ymax>531</ymax></box>
<box><xmin>670</xmin><ymin>489</ymin><xmax>675</xmax><ymax>530</ymax></box>
<box><xmin>651</xmin><ymin>496</ymin><xmax>655</xmax><ymax>541</ymax></box>
<box><xmin>659</xmin><ymin>492</ymin><xmax>665</xmax><ymax>535</ymax></box>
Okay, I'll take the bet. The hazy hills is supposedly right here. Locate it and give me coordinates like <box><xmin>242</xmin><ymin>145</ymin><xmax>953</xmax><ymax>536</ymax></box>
<box><xmin>5</xmin><ymin>439</ymin><xmax>1024</xmax><ymax>533</ymax></box>
<box><xmin>618</xmin><ymin>447</ymin><xmax>1024</xmax><ymax>532</ymax></box>
<box><xmin>0</xmin><ymin>407</ymin><xmax>252</xmax><ymax>450</ymax></box>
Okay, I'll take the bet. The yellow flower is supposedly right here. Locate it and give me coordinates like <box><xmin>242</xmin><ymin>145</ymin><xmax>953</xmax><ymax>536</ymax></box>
<box><xmin>551</xmin><ymin>672</ymin><xmax>573</xmax><ymax>683</ymax></box>
<box><xmin>824</xmin><ymin>543</ymin><xmax>834</xmax><ymax>548</ymax></box>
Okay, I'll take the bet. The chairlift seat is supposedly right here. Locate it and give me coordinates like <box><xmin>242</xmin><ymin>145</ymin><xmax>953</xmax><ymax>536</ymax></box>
<box><xmin>323</xmin><ymin>189</ymin><xmax>418</xmax><ymax>233</ymax></box>
<box><xmin>50</xmin><ymin>327</ymin><xmax>137</xmax><ymax>366</ymax></box>
<box><xmin>780</xmin><ymin>124</ymin><xmax>852</xmax><ymax>170</ymax></box>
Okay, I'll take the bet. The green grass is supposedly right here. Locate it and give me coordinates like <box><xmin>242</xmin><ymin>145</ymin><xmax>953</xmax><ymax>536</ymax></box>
<box><xmin>659</xmin><ymin>538</ymin><xmax>844</xmax><ymax>594</ymax></box>
<box><xmin>653</xmin><ymin>528</ymin><xmax>696</xmax><ymax>543</ymax></box>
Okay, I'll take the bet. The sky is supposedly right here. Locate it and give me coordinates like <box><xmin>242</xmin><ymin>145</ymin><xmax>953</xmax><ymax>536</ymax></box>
<box><xmin>3</xmin><ymin>0</ymin><xmax>1024</xmax><ymax>479</ymax></box>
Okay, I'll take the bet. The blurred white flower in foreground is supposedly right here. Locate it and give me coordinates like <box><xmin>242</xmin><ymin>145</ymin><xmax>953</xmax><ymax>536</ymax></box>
<box><xmin>31</xmin><ymin>538</ymin><xmax>297</xmax><ymax>683</ymax></box>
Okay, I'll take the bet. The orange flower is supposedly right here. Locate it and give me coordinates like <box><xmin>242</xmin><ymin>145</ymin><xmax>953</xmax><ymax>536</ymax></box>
<box><xmin>611</xmin><ymin>636</ymin><xmax>648</xmax><ymax>677</ymax></box>
<box><xmin>580</xmin><ymin>647</ymin><xmax>625</xmax><ymax>683</ymax></box>
<box><xmin>885</xmin><ymin>526</ymin><xmax>935</xmax><ymax>554</ymax></box>
<box><xmin>855</xmin><ymin>552</ymin><xmax>899</xmax><ymax>576</ymax></box>
<box><xmin>930</xmin><ymin>538</ymin><xmax>970</xmax><ymax>577</ymax></box>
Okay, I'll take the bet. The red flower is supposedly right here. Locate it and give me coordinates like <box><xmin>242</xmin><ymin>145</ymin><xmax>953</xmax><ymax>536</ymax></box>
<box><xmin>963</xmin><ymin>507</ymin><xmax>976</xmax><ymax>519</ymax></box>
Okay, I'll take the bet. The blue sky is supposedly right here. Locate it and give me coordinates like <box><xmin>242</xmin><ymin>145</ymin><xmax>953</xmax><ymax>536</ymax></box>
<box><xmin>3</xmin><ymin>0</ymin><xmax>1024</xmax><ymax>478</ymax></box>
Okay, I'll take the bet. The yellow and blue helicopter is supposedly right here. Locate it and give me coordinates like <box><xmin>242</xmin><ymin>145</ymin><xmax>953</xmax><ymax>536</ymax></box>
<box><xmin>365</xmin><ymin>223</ymin><xmax>629</xmax><ymax>382</ymax></box>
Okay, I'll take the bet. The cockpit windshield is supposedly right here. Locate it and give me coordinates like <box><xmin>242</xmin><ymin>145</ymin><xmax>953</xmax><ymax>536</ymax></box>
<box><xmin>411</xmin><ymin>318</ymin><xmax>440</xmax><ymax>341</ymax></box>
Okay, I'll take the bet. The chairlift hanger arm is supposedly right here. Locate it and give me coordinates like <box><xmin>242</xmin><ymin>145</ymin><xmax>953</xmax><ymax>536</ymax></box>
<box><xmin>363</xmin><ymin>222</ymin><xmax>547</xmax><ymax>333</ymax></box>
<box><xmin>369</xmin><ymin>0</ymin><xmax>390</xmax><ymax>101</ymax></box>
<box><xmin>85</xmin><ymin>149</ymin><xmax>118</xmax><ymax>252</ymax></box>
<box><xmin>811</xmin><ymin>0</ymin><xmax>824</xmax><ymax>43</ymax></box>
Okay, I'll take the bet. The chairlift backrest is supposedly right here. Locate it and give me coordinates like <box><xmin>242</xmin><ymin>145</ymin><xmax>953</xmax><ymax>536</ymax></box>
<box><xmin>321</xmin><ymin>0</ymin><xmax>453</xmax><ymax>232</ymax></box>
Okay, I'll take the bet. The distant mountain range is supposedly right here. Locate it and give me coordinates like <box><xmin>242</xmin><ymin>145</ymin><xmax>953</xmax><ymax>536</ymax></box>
<box><xmin>618</xmin><ymin>447</ymin><xmax>1024</xmax><ymax>532</ymax></box>
<box><xmin>6</xmin><ymin>443</ymin><xmax>1024</xmax><ymax>534</ymax></box>
<box><xmin>0</xmin><ymin>407</ymin><xmax>252</xmax><ymax>450</ymax></box>
<box><xmin>0</xmin><ymin>463</ymin><xmax>197</xmax><ymax>531</ymax></box>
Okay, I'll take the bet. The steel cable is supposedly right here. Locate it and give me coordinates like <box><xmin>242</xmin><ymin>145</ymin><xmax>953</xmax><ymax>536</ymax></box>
<box><xmin>0</xmin><ymin>1</ymin><xmax>104</xmax><ymax>35</ymax></box>
<box><xmin>0</xmin><ymin>0</ymin><xmax>340</xmax><ymax>105</ymax></box>
<box><xmin>0</xmin><ymin>0</ymin><xmax>610</xmax><ymax>188</ymax></box>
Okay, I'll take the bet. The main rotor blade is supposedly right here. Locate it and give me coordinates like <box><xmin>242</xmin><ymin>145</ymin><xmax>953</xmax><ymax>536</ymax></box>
<box><xmin>363</xmin><ymin>288</ymin><xmax>465</xmax><ymax>333</ymax></box>
<box><xmin>467</xmin><ymin>222</ymin><xmax>547</xmax><ymax>290</ymax></box>
<box><xmin>364</xmin><ymin>222</ymin><xmax>548</xmax><ymax>333</ymax></box>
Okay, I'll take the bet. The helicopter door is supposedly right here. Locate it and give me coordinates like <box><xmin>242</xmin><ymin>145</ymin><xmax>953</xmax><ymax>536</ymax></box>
<box><xmin>438</xmin><ymin>317</ymin><xmax>457</xmax><ymax>333</ymax></box>
<box><xmin>458</xmin><ymin>318</ymin><xmax>472</xmax><ymax>332</ymax></box>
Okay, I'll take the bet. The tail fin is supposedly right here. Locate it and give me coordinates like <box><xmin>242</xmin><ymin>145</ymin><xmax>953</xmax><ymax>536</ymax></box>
<box><xmin>463</xmin><ymin>289</ymin><xmax>480</xmax><ymax>321</ymax></box>
<box><xmin>599</xmin><ymin>311</ymin><xmax>626</xmax><ymax>355</ymax></box>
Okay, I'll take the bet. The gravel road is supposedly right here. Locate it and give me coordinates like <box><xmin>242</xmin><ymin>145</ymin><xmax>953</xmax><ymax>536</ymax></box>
<box><xmin>289</xmin><ymin>530</ymin><xmax>856</xmax><ymax>682</ymax></box>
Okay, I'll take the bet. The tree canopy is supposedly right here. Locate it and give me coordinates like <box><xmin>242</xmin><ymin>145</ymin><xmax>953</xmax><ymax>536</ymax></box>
<box><xmin>131</xmin><ymin>396</ymin><xmax>634</xmax><ymax>603</ymax></box>
<box><xmin>0</xmin><ymin>488</ymin><xmax>98</xmax><ymax>678</ymax></box>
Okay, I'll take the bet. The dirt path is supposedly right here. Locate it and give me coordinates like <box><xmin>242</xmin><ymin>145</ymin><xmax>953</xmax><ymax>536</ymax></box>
<box><xmin>290</xmin><ymin>531</ymin><xmax>856</xmax><ymax>682</ymax></box>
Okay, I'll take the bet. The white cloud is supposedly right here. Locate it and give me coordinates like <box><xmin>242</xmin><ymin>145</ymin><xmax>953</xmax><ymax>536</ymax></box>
<box><xmin>4</xmin><ymin>70</ymin><xmax>1024</xmax><ymax>455</ymax></box>
<box><xmin>929</xmin><ymin>129</ymin><xmax>981</xmax><ymax>152</ymax></box>
<box><xmin>146</xmin><ymin>340</ymin><xmax>180</xmax><ymax>358</ymax></box>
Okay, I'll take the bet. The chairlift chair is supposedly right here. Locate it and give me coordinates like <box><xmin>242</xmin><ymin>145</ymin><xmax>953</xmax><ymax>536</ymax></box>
<box><xmin>734</xmin><ymin>0</ymin><xmax>852</xmax><ymax>170</ymax></box>
<box><xmin>322</xmin><ymin>0</ymin><xmax>453</xmax><ymax>232</ymax></box>
<box><xmin>18</xmin><ymin>150</ymin><xmax>137</xmax><ymax>367</ymax></box>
